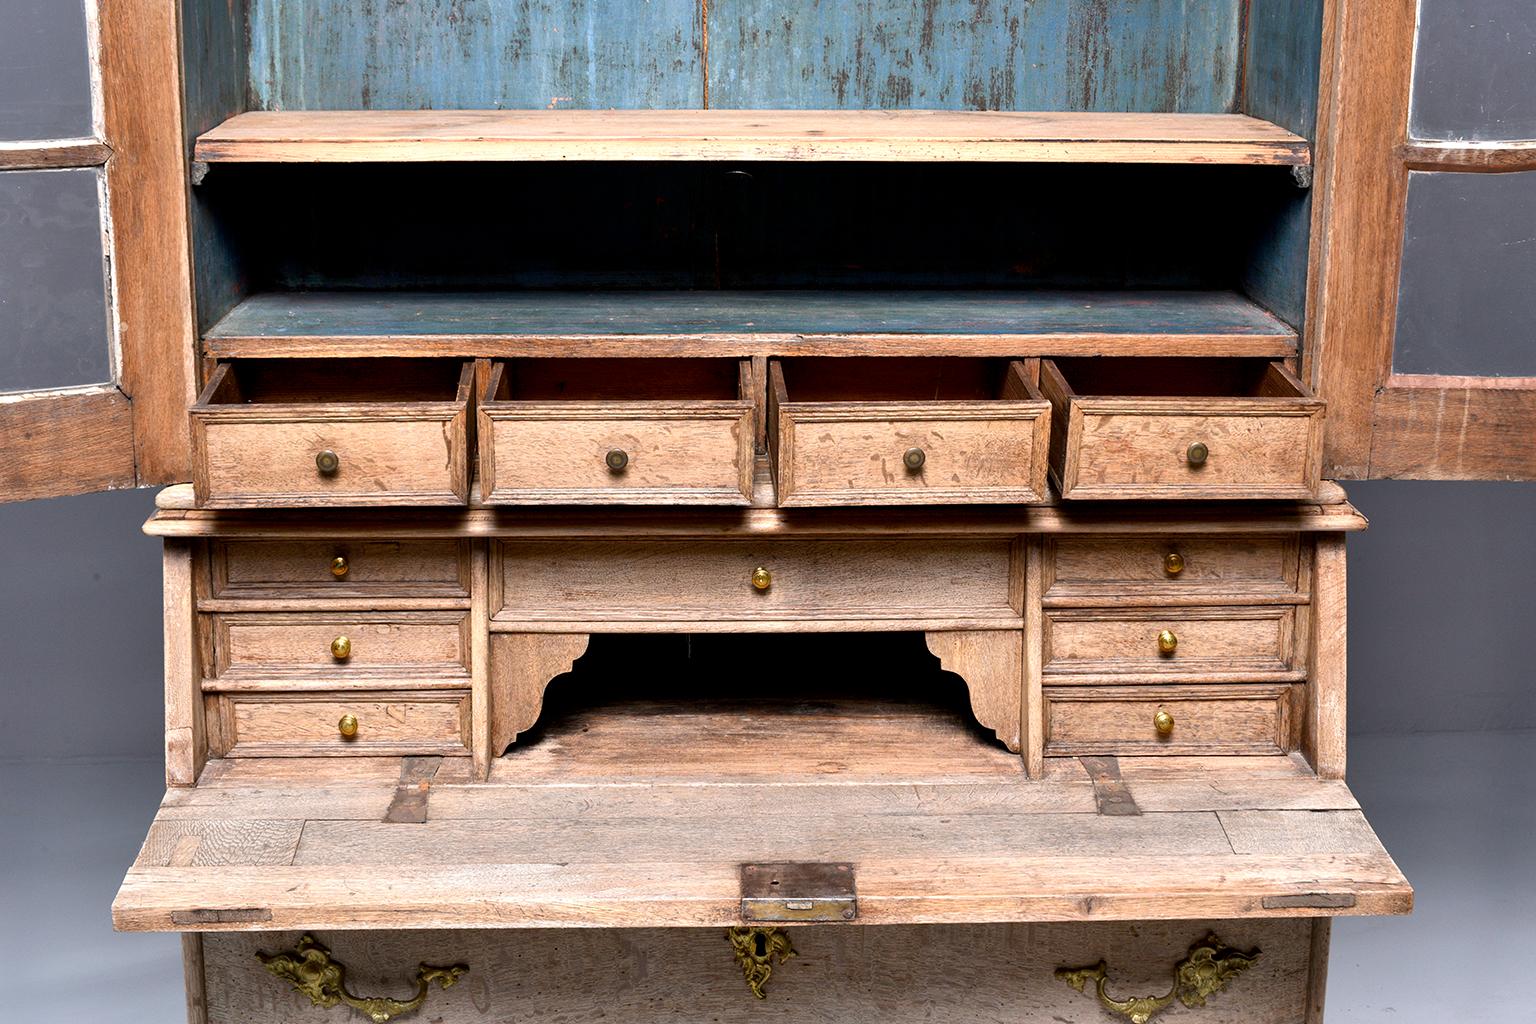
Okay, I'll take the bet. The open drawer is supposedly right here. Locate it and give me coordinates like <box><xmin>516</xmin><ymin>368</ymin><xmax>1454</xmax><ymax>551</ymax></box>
<box><xmin>1040</xmin><ymin>358</ymin><xmax>1324</xmax><ymax>500</ymax></box>
<box><xmin>478</xmin><ymin>358</ymin><xmax>755</xmax><ymax>505</ymax></box>
<box><xmin>190</xmin><ymin>358</ymin><xmax>474</xmax><ymax>508</ymax></box>
<box><xmin>768</xmin><ymin>358</ymin><xmax>1050</xmax><ymax>506</ymax></box>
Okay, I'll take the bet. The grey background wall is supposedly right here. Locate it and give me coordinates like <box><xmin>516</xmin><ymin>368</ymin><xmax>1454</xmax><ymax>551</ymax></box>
<box><xmin>2</xmin><ymin>482</ymin><xmax>1534</xmax><ymax>1021</ymax></box>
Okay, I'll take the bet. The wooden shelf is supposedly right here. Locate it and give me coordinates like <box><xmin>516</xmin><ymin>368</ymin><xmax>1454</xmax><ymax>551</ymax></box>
<box><xmin>193</xmin><ymin>110</ymin><xmax>1310</xmax><ymax>166</ymax></box>
<box><xmin>113</xmin><ymin>698</ymin><xmax>1409</xmax><ymax>931</ymax></box>
<box><xmin>205</xmin><ymin>290</ymin><xmax>1299</xmax><ymax>360</ymax></box>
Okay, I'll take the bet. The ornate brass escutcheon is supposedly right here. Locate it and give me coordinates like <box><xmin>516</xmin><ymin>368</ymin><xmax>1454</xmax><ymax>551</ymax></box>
<box><xmin>258</xmin><ymin>934</ymin><xmax>467</xmax><ymax>1023</ymax></box>
<box><xmin>727</xmin><ymin>926</ymin><xmax>795</xmax><ymax>999</ymax></box>
<box><xmin>1056</xmin><ymin>932</ymin><xmax>1259</xmax><ymax>1024</ymax></box>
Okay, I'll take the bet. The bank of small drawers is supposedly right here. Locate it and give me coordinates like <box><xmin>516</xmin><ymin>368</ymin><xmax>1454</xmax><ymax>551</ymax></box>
<box><xmin>202</xmin><ymin>541</ymin><xmax>474</xmax><ymax>758</ymax></box>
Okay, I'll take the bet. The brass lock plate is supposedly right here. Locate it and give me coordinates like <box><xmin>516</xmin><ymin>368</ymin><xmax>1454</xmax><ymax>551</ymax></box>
<box><xmin>740</xmin><ymin>862</ymin><xmax>856</xmax><ymax>922</ymax></box>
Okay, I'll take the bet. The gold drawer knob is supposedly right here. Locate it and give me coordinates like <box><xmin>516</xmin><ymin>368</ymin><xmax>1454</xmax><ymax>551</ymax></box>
<box><xmin>330</xmin><ymin>555</ymin><xmax>349</xmax><ymax>578</ymax></box>
<box><xmin>1186</xmin><ymin>441</ymin><xmax>1209</xmax><ymax>466</ymax></box>
<box><xmin>903</xmin><ymin>446</ymin><xmax>926</xmax><ymax>471</ymax></box>
<box><xmin>330</xmin><ymin>635</ymin><xmax>352</xmax><ymax>660</ymax></box>
<box><xmin>1163</xmin><ymin>552</ymin><xmax>1185</xmax><ymax>576</ymax></box>
<box><xmin>605</xmin><ymin>448</ymin><xmax>629</xmax><ymax>472</ymax></box>
<box><xmin>1156</xmin><ymin>629</ymin><xmax>1178</xmax><ymax>655</ymax></box>
<box><xmin>1154</xmin><ymin>709</ymin><xmax>1175</xmax><ymax>736</ymax></box>
<box><xmin>751</xmin><ymin>567</ymin><xmax>772</xmax><ymax>591</ymax></box>
<box><xmin>315</xmin><ymin>449</ymin><xmax>341</xmax><ymax>475</ymax></box>
<box><xmin>337</xmin><ymin>714</ymin><xmax>359</xmax><ymax>738</ymax></box>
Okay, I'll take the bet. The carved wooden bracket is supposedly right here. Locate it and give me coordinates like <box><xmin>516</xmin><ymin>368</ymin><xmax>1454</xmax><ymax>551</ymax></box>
<box><xmin>924</xmin><ymin>630</ymin><xmax>1023</xmax><ymax>752</ymax></box>
<box><xmin>490</xmin><ymin>633</ymin><xmax>590</xmax><ymax>754</ymax></box>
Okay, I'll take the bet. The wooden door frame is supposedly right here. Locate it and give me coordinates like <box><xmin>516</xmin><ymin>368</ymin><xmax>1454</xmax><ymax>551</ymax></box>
<box><xmin>1306</xmin><ymin>0</ymin><xmax>1536</xmax><ymax>479</ymax></box>
<box><xmin>1</xmin><ymin>0</ymin><xmax>194</xmax><ymax>501</ymax></box>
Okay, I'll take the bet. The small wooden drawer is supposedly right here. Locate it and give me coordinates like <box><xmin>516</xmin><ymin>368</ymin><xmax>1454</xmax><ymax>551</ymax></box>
<box><xmin>495</xmin><ymin>538</ymin><xmax>1019</xmax><ymax>626</ymax></box>
<box><xmin>1046</xmin><ymin>535</ymin><xmax>1299</xmax><ymax>597</ymax></box>
<box><xmin>768</xmin><ymin>357</ymin><xmax>1050</xmax><ymax>506</ymax></box>
<box><xmin>1044</xmin><ymin>684</ymin><xmax>1293</xmax><ymax>756</ymax></box>
<box><xmin>212</xmin><ymin>540</ymin><xmax>469</xmax><ymax>599</ymax></box>
<box><xmin>211</xmin><ymin>690</ymin><xmax>470</xmax><ymax>757</ymax></box>
<box><xmin>478</xmin><ymin>358</ymin><xmax>754</xmax><ymax>505</ymax></box>
<box><xmin>211</xmin><ymin>612</ymin><xmax>471</xmax><ymax>680</ymax></box>
<box><xmin>191</xmin><ymin>358</ymin><xmax>473</xmax><ymax>508</ymax></box>
<box><xmin>1040</xmin><ymin>358</ymin><xmax>1324</xmax><ymax>500</ymax></box>
<box><xmin>1043</xmin><ymin>606</ymin><xmax>1296</xmax><ymax>680</ymax></box>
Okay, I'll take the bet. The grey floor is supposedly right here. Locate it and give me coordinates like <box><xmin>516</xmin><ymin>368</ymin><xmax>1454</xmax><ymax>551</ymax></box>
<box><xmin>3</xmin><ymin>730</ymin><xmax>1532</xmax><ymax>1022</ymax></box>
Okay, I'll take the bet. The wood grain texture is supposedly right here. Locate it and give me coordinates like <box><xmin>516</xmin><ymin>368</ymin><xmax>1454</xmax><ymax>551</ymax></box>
<box><xmin>924</xmin><ymin>631</ymin><xmax>1023</xmax><ymax>753</ymax></box>
<box><xmin>1044</xmin><ymin>684</ymin><xmax>1293</xmax><ymax>756</ymax></box>
<box><xmin>1305</xmin><ymin>534</ymin><xmax>1347</xmax><ymax>779</ymax></box>
<box><xmin>182</xmin><ymin>933</ymin><xmax>208</xmax><ymax>1024</ymax></box>
<box><xmin>1402</xmin><ymin>140</ymin><xmax>1536</xmax><ymax>172</ymax></box>
<box><xmin>489</xmin><ymin>633</ymin><xmax>590</xmax><ymax>754</ymax></box>
<box><xmin>1022</xmin><ymin>539</ymin><xmax>1046</xmax><ymax>779</ymax></box>
<box><xmin>214</xmin><ymin>691</ymin><xmax>471</xmax><ymax>758</ymax></box>
<box><xmin>469</xmin><ymin>543</ymin><xmax>491</xmax><ymax>780</ymax></box>
<box><xmin>194</xmin><ymin>110</ymin><xmax>1310</xmax><ymax>165</ymax></box>
<box><xmin>1043</xmin><ymin>606</ymin><xmax>1298</xmax><ymax>681</ymax></box>
<box><xmin>0</xmin><ymin>139</ymin><xmax>111</xmax><ymax>169</ymax></box>
<box><xmin>164</xmin><ymin>542</ymin><xmax>205</xmax><ymax>787</ymax></box>
<box><xmin>212</xmin><ymin>540</ymin><xmax>469</xmax><ymax>600</ymax></box>
<box><xmin>1369</xmin><ymin>375</ymin><xmax>1536</xmax><ymax>479</ymax></box>
<box><xmin>199</xmin><ymin>920</ymin><xmax>1316</xmax><ymax>1024</ymax></box>
<box><xmin>209</xmin><ymin>612</ymin><xmax>470</xmax><ymax>680</ymax></box>
<box><xmin>0</xmin><ymin>385</ymin><xmax>135</xmax><ymax>502</ymax></box>
<box><xmin>203</xmin><ymin>289</ymin><xmax>1300</xmax><ymax>360</ymax></box>
<box><xmin>1047</xmin><ymin>535</ymin><xmax>1299</xmax><ymax>598</ymax></box>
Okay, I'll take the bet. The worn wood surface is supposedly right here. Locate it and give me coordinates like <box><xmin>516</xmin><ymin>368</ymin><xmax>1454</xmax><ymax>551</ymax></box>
<box><xmin>212</xmin><ymin>540</ymin><xmax>468</xmax><ymax>600</ymax></box>
<box><xmin>1046</xmin><ymin>535</ymin><xmax>1299</xmax><ymax>598</ymax></box>
<box><xmin>1044</xmin><ymin>684</ymin><xmax>1294</xmax><ymax>757</ymax></box>
<box><xmin>209</xmin><ymin>611</ymin><xmax>470</xmax><ymax>680</ymax></box>
<box><xmin>1305</xmin><ymin>535</ymin><xmax>1348</xmax><ymax>778</ymax></box>
<box><xmin>196</xmin><ymin>110</ymin><xmax>1310</xmax><ymax>165</ymax></box>
<box><xmin>1043</xmin><ymin>606</ymin><xmax>1297</xmax><ymax>681</ymax></box>
<box><xmin>212</xmin><ymin>691</ymin><xmax>470</xmax><ymax>758</ymax></box>
<box><xmin>1369</xmin><ymin>376</ymin><xmax>1536</xmax><ymax>479</ymax></box>
<box><xmin>0</xmin><ymin>139</ymin><xmax>111</xmax><ymax>169</ymax></box>
<box><xmin>164</xmin><ymin>542</ymin><xmax>206</xmax><ymax>786</ymax></box>
<box><xmin>489</xmin><ymin>633</ymin><xmax>591</xmax><ymax>753</ymax></box>
<box><xmin>199</xmin><ymin>920</ymin><xmax>1315</xmax><ymax>1024</ymax></box>
<box><xmin>923</xmin><ymin>631</ymin><xmax>1023</xmax><ymax>752</ymax></box>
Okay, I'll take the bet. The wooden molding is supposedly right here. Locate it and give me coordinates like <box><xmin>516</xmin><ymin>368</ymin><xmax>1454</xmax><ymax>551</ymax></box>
<box><xmin>1402</xmin><ymin>140</ymin><xmax>1536</xmax><ymax>173</ymax></box>
<box><xmin>0</xmin><ymin>138</ymin><xmax>111</xmax><ymax>170</ymax></box>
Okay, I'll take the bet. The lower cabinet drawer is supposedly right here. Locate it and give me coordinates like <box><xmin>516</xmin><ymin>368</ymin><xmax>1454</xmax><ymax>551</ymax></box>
<box><xmin>1044</xmin><ymin>607</ymin><xmax>1297</xmax><ymax>679</ymax></box>
<box><xmin>210</xmin><ymin>691</ymin><xmax>470</xmax><ymax>757</ymax></box>
<box><xmin>211</xmin><ymin>612</ymin><xmax>472</xmax><ymax>679</ymax></box>
<box><xmin>203</xmin><ymin>919</ymin><xmax>1319</xmax><ymax>1023</ymax></box>
<box><xmin>1044</xmin><ymin>685</ymin><xmax>1294</xmax><ymax>756</ymax></box>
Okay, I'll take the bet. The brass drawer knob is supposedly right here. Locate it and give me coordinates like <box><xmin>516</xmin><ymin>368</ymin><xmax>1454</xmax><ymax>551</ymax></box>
<box><xmin>330</xmin><ymin>635</ymin><xmax>352</xmax><ymax>660</ymax></box>
<box><xmin>903</xmin><ymin>446</ymin><xmax>926</xmax><ymax>471</ymax></box>
<box><xmin>605</xmin><ymin>448</ymin><xmax>629</xmax><ymax>472</ymax></box>
<box><xmin>1154</xmin><ymin>710</ymin><xmax>1175</xmax><ymax>736</ymax></box>
<box><xmin>315</xmin><ymin>449</ymin><xmax>341</xmax><ymax>475</ymax></box>
<box><xmin>751</xmin><ymin>567</ymin><xmax>772</xmax><ymax>591</ymax></box>
<box><xmin>337</xmin><ymin>714</ymin><xmax>359</xmax><ymax>738</ymax></box>
<box><xmin>1186</xmin><ymin>441</ymin><xmax>1209</xmax><ymax>466</ymax></box>
<box><xmin>1163</xmin><ymin>552</ymin><xmax>1185</xmax><ymax>576</ymax></box>
<box><xmin>330</xmin><ymin>555</ymin><xmax>349</xmax><ymax>578</ymax></box>
<box><xmin>1156</xmin><ymin>629</ymin><xmax>1178</xmax><ymax>655</ymax></box>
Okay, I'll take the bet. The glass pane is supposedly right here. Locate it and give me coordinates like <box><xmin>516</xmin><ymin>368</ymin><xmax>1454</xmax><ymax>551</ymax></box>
<box><xmin>1410</xmin><ymin>0</ymin><xmax>1536</xmax><ymax>142</ymax></box>
<box><xmin>0</xmin><ymin>169</ymin><xmax>112</xmax><ymax>392</ymax></box>
<box><xmin>0</xmin><ymin>0</ymin><xmax>94</xmax><ymax>141</ymax></box>
<box><xmin>1394</xmin><ymin>170</ymin><xmax>1536</xmax><ymax>376</ymax></box>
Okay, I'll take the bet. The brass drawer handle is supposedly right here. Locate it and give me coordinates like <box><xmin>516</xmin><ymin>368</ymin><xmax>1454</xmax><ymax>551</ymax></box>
<box><xmin>1154</xmin><ymin>710</ymin><xmax>1175</xmax><ymax>736</ymax></box>
<box><xmin>330</xmin><ymin>555</ymin><xmax>350</xmax><ymax>578</ymax></box>
<box><xmin>1156</xmin><ymin>629</ymin><xmax>1178</xmax><ymax>655</ymax></box>
<box><xmin>1186</xmin><ymin>441</ymin><xmax>1209</xmax><ymax>466</ymax></box>
<box><xmin>605</xmin><ymin>448</ymin><xmax>629</xmax><ymax>472</ymax></box>
<box><xmin>1057</xmin><ymin>932</ymin><xmax>1259</xmax><ymax>1024</ymax></box>
<box><xmin>728</xmin><ymin>926</ymin><xmax>795</xmax><ymax>999</ymax></box>
<box><xmin>331</xmin><ymin>635</ymin><xmax>352</xmax><ymax>660</ymax></box>
<box><xmin>338</xmin><ymin>714</ymin><xmax>359</xmax><ymax>739</ymax></box>
<box><xmin>902</xmin><ymin>446</ymin><xmax>926</xmax><ymax>471</ymax></box>
<box><xmin>316</xmin><ymin>449</ymin><xmax>341</xmax><ymax>475</ymax></box>
<box><xmin>1163</xmin><ymin>552</ymin><xmax>1184</xmax><ymax>576</ymax></box>
<box><xmin>751</xmin><ymin>567</ymin><xmax>772</xmax><ymax>591</ymax></box>
<box><xmin>259</xmin><ymin>933</ymin><xmax>467</xmax><ymax>1023</ymax></box>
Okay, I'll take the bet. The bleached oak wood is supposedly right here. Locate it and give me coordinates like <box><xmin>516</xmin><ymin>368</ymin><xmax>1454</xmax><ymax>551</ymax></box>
<box><xmin>181</xmin><ymin>934</ymin><xmax>208</xmax><ymax>1024</ymax></box>
<box><xmin>194</xmin><ymin>110</ymin><xmax>1312</xmax><ymax>165</ymax></box>
<box><xmin>0</xmin><ymin>386</ymin><xmax>136</xmax><ymax>502</ymax></box>
<box><xmin>1306</xmin><ymin>535</ymin><xmax>1348</xmax><ymax>779</ymax></box>
<box><xmin>212</xmin><ymin>540</ymin><xmax>469</xmax><ymax>599</ymax></box>
<box><xmin>1043</xmin><ymin>606</ymin><xmax>1298</xmax><ymax>681</ymax></box>
<box><xmin>213</xmin><ymin>691</ymin><xmax>471</xmax><ymax>758</ymax></box>
<box><xmin>208</xmin><ymin>611</ymin><xmax>470</xmax><ymax>680</ymax></box>
<box><xmin>923</xmin><ymin>631</ymin><xmax>1023</xmax><ymax>753</ymax></box>
<box><xmin>489</xmin><ymin>633</ymin><xmax>591</xmax><ymax>753</ymax></box>
<box><xmin>1307</xmin><ymin>918</ymin><xmax>1333</xmax><ymax>1024</ymax></box>
<box><xmin>1044</xmin><ymin>685</ymin><xmax>1293</xmax><ymax>757</ymax></box>
<box><xmin>1022</xmin><ymin>539</ymin><xmax>1046</xmax><ymax>779</ymax></box>
<box><xmin>469</xmin><ymin>543</ymin><xmax>491</xmax><ymax>780</ymax></box>
<box><xmin>164</xmin><ymin>542</ymin><xmax>205</xmax><ymax>787</ymax></box>
<box><xmin>1046</xmin><ymin>535</ymin><xmax>1300</xmax><ymax>597</ymax></box>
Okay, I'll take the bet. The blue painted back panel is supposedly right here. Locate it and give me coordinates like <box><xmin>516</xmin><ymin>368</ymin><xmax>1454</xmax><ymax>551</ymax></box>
<box><xmin>249</xmin><ymin>0</ymin><xmax>703</xmax><ymax>110</ymax></box>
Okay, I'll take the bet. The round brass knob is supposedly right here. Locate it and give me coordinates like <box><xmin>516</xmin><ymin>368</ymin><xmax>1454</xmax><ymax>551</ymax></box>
<box><xmin>903</xmin><ymin>447</ymin><xmax>926</xmax><ymax>471</ymax></box>
<box><xmin>338</xmin><ymin>714</ymin><xmax>359</xmax><ymax>739</ymax></box>
<box><xmin>1157</xmin><ymin>629</ymin><xmax>1178</xmax><ymax>655</ymax></box>
<box><xmin>751</xmin><ymin>567</ymin><xmax>772</xmax><ymax>591</ymax></box>
<box><xmin>330</xmin><ymin>635</ymin><xmax>352</xmax><ymax>660</ymax></box>
<box><xmin>330</xmin><ymin>556</ymin><xmax>350</xmax><ymax>578</ymax></box>
<box><xmin>1154</xmin><ymin>710</ymin><xmax>1175</xmax><ymax>736</ymax></box>
<box><xmin>315</xmin><ymin>449</ymin><xmax>340</xmax><ymax>475</ymax></box>
<box><xmin>1186</xmin><ymin>441</ymin><xmax>1209</xmax><ymax>467</ymax></box>
<box><xmin>605</xmin><ymin>448</ymin><xmax>629</xmax><ymax>472</ymax></box>
<box><xmin>1164</xmin><ymin>552</ymin><xmax>1185</xmax><ymax>576</ymax></box>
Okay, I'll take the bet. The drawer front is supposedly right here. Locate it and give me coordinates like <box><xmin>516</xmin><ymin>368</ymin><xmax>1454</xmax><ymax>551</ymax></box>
<box><xmin>214</xmin><ymin>540</ymin><xmax>468</xmax><ymax>598</ymax></box>
<box><xmin>1044</xmin><ymin>607</ymin><xmax>1295</xmax><ymax>679</ymax></box>
<box><xmin>481</xmin><ymin>410</ymin><xmax>753</xmax><ymax>504</ymax></box>
<box><xmin>495</xmin><ymin>539</ymin><xmax>1019</xmax><ymax>626</ymax></box>
<box><xmin>193</xmin><ymin>414</ymin><xmax>470</xmax><ymax>508</ymax></box>
<box><xmin>775</xmin><ymin>411</ymin><xmax>1049</xmax><ymax>506</ymax></box>
<box><xmin>215</xmin><ymin>691</ymin><xmax>469</xmax><ymax>756</ymax></box>
<box><xmin>1060</xmin><ymin>408</ymin><xmax>1322</xmax><ymax>500</ymax></box>
<box><xmin>202</xmin><ymin>920</ymin><xmax>1315</xmax><ymax>1023</ymax></box>
<box><xmin>1045</xmin><ymin>685</ymin><xmax>1292</xmax><ymax>756</ymax></box>
<box><xmin>212</xmin><ymin>613</ymin><xmax>470</xmax><ymax>678</ymax></box>
<box><xmin>1047</xmin><ymin>536</ymin><xmax>1298</xmax><ymax>596</ymax></box>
